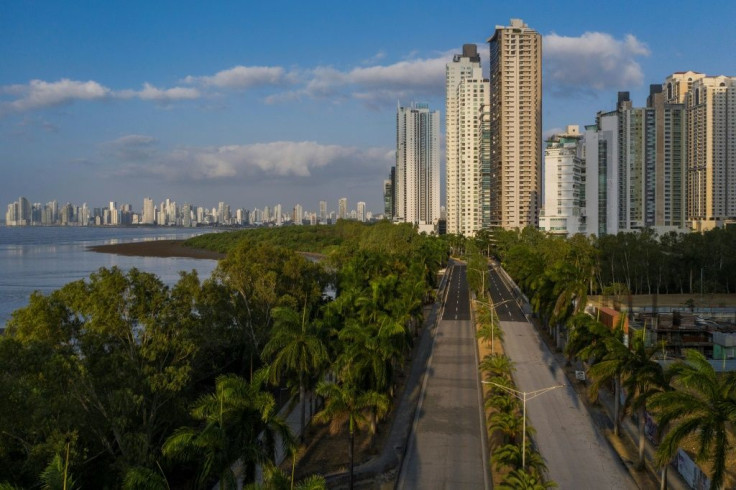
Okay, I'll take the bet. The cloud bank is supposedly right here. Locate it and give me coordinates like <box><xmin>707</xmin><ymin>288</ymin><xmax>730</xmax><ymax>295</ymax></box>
<box><xmin>544</xmin><ymin>32</ymin><xmax>650</xmax><ymax>96</ymax></box>
<box><xmin>1</xmin><ymin>31</ymin><xmax>651</xmax><ymax>115</ymax></box>
<box><xmin>101</xmin><ymin>136</ymin><xmax>393</xmax><ymax>184</ymax></box>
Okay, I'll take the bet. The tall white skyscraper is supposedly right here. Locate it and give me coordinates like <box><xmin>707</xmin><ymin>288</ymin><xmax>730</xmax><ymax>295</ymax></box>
<box><xmin>395</xmin><ymin>103</ymin><xmax>440</xmax><ymax>229</ymax></box>
<box><xmin>445</xmin><ymin>44</ymin><xmax>488</xmax><ymax>236</ymax></box>
<box><xmin>488</xmin><ymin>19</ymin><xmax>542</xmax><ymax>229</ymax></box>
<box><xmin>293</xmin><ymin>203</ymin><xmax>303</xmax><ymax>224</ymax></box>
<box><xmin>142</xmin><ymin>197</ymin><xmax>155</xmax><ymax>224</ymax></box>
<box><xmin>274</xmin><ymin>203</ymin><xmax>282</xmax><ymax>226</ymax></box>
<box><xmin>356</xmin><ymin>201</ymin><xmax>366</xmax><ymax>222</ymax></box>
<box><xmin>539</xmin><ymin>126</ymin><xmax>585</xmax><ymax>236</ymax></box>
<box><xmin>338</xmin><ymin>198</ymin><xmax>347</xmax><ymax>220</ymax></box>
<box><xmin>319</xmin><ymin>200</ymin><xmax>327</xmax><ymax>221</ymax></box>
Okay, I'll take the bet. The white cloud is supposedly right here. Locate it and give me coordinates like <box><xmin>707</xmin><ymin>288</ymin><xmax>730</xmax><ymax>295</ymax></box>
<box><xmin>134</xmin><ymin>82</ymin><xmax>200</xmax><ymax>101</ymax></box>
<box><xmin>4</xmin><ymin>78</ymin><xmax>111</xmax><ymax>112</ymax></box>
<box><xmin>107</xmin><ymin>140</ymin><xmax>392</xmax><ymax>183</ymax></box>
<box><xmin>267</xmin><ymin>51</ymin><xmax>452</xmax><ymax>107</ymax></box>
<box><xmin>1</xmin><ymin>79</ymin><xmax>200</xmax><ymax>114</ymax></box>
<box><xmin>183</xmin><ymin>65</ymin><xmax>286</xmax><ymax>89</ymax></box>
<box><xmin>544</xmin><ymin>32</ymin><xmax>650</xmax><ymax>95</ymax></box>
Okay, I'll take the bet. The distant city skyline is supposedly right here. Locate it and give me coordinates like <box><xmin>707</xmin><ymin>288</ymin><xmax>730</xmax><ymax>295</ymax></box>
<box><xmin>2</xmin><ymin>1</ymin><xmax>734</xmax><ymax>211</ymax></box>
<box><xmin>4</xmin><ymin>194</ymin><xmax>372</xmax><ymax>226</ymax></box>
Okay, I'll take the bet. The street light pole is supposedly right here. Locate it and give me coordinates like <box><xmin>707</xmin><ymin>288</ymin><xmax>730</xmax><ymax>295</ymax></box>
<box><xmin>473</xmin><ymin>298</ymin><xmax>513</xmax><ymax>354</ymax></box>
<box><xmin>483</xmin><ymin>381</ymin><xmax>563</xmax><ymax>469</ymax></box>
<box><xmin>468</xmin><ymin>266</ymin><xmax>488</xmax><ymax>298</ymax></box>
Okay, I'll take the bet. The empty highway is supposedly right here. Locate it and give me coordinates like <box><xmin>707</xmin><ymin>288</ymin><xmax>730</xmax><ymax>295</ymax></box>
<box><xmin>487</xmin><ymin>264</ymin><xmax>636</xmax><ymax>489</ymax></box>
<box><xmin>397</xmin><ymin>262</ymin><xmax>490</xmax><ymax>489</ymax></box>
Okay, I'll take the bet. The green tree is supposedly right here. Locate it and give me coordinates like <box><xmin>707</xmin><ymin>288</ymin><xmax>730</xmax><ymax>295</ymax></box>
<box><xmin>262</xmin><ymin>305</ymin><xmax>329</xmax><ymax>443</ymax></box>
<box><xmin>491</xmin><ymin>443</ymin><xmax>547</xmax><ymax>476</ymax></box>
<box><xmin>39</xmin><ymin>453</ymin><xmax>77</xmax><ymax>490</ymax></box>
<box><xmin>649</xmin><ymin>350</ymin><xmax>736</xmax><ymax>490</ymax></box>
<box><xmin>163</xmin><ymin>371</ymin><xmax>293</xmax><ymax>489</ymax></box>
<box><xmin>497</xmin><ymin>468</ymin><xmax>557</xmax><ymax>489</ymax></box>
<box><xmin>314</xmin><ymin>381</ymin><xmax>389</xmax><ymax>490</ymax></box>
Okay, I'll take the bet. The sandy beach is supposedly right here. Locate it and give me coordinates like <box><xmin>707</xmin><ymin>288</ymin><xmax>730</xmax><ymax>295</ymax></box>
<box><xmin>88</xmin><ymin>239</ymin><xmax>225</xmax><ymax>260</ymax></box>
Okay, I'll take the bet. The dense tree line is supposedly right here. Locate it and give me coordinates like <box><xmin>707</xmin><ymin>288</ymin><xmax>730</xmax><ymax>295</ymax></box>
<box><xmin>0</xmin><ymin>222</ymin><xmax>447</xmax><ymax>489</ymax></box>
<box><xmin>493</xmin><ymin>226</ymin><xmax>736</xmax><ymax>297</ymax></box>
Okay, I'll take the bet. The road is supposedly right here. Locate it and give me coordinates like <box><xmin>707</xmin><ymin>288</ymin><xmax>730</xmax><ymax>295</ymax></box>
<box><xmin>397</xmin><ymin>262</ymin><xmax>491</xmax><ymax>489</ymax></box>
<box><xmin>486</xmin><ymin>265</ymin><xmax>636</xmax><ymax>489</ymax></box>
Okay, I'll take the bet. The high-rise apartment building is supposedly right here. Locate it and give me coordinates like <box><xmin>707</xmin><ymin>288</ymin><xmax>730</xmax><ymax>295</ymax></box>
<box><xmin>383</xmin><ymin>170</ymin><xmax>394</xmax><ymax>220</ymax></box>
<box><xmin>142</xmin><ymin>197</ymin><xmax>155</xmax><ymax>224</ymax></box>
<box><xmin>539</xmin><ymin>126</ymin><xmax>585</xmax><ymax>236</ymax></box>
<box><xmin>338</xmin><ymin>198</ymin><xmax>347</xmax><ymax>220</ymax></box>
<box><xmin>357</xmin><ymin>201</ymin><xmax>366</xmax><ymax>222</ymax></box>
<box><xmin>647</xmin><ymin>84</ymin><xmax>687</xmax><ymax>231</ymax></box>
<box><xmin>293</xmin><ymin>203</ymin><xmax>303</xmax><ymax>224</ymax></box>
<box><xmin>274</xmin><ymin>203</ymin><xmax>283</xmax><ymax>226</ymax></box>
<box><xmin>583</xmin><ymin>90</ymin><xmax>689</xmax><ymax>236</ymax></box>
<box><xmin>445</xmin><ymin>44</ymin><xmax>488</xmax><ymax>236</ymax></box>
<box><xmin>395</xmin><ymin>103</ymin><xmax>440</xmax><ymax>228</ymax></box>
<box><xmin>319</xmin><ymin>200</ymin><xmax>327</xmax><ymax>222</ymax></box>
<box><xmin>488</xmin><ymin>19</ymin><xmax>542</xmax><ymax>229</ymax></box>
<box><xmin>683</xmin><ymin>75</ymin><xmax>736</xmax><ymax>230</ymax></box>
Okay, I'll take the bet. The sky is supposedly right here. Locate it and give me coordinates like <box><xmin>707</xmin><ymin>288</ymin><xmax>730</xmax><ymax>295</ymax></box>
<box><xmin>2</xmin><ymin>0</ymin><xmax>735</xmax><ymax>215</ymax></box>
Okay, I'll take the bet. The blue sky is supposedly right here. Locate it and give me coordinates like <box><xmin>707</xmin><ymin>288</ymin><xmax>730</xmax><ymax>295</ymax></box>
<box><xmin>2</xmin><ymin>0</ymin><xmax>734</xmax><ymax>215</ymax></box>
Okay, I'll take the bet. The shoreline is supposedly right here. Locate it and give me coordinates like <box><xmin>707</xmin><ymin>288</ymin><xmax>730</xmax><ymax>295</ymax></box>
<box><xmin>88</xmin><ymin>240</ymin><xmax>225</xmax><ymax>260</ymax></box>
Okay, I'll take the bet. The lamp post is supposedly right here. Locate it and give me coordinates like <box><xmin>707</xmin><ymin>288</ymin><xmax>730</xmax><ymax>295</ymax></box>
<box><xmin>473</xmin><ymin>298</ymin><xmax>513</xmax><ymax>354</ymax></box>
<box><xmin>467</xmin><ymin>266</ymin><xmax>489</xmax><ymax>298</ymax></box>
<box><xmin>483</xmin><ymin>381</ymin><xmax>563</xmax><ymax>469</ymax></box>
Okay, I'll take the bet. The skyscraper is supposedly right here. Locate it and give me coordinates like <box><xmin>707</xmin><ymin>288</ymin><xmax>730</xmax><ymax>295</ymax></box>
<box><xmin>445</xmin><ymin>44</ymin><xmax>487</xmax><ymax>236</ymax></box>
<box><xmin>338</xmin><ymin>198</ymin><xmax>347</xmax><ymax>220</ymax></box>
<box><xmin>488</xmin><ymin>19</ymin><xmax>542</xmax><ymax>229</ymax></box>
<box><xmin>395</xmin><ymin>103</ymin><xmax>440</xmax><ymax>229</ymax></box>
<box><xmin>683</xmin><ymin>75</ymin><xmax>736</xmax><ymax>230</ymax></box>
<box><xmin>293</xmin><ymin>203</ymin><xmax>303</xmax><ymax>224</ymax></box>
<box><xmin>583</xmin><ymin>89</ymin><xmax>689</xmax><ymax>237</ymax></box>
<box><xmin>383</xmin><ymin>171</ymin><xmax>394</xmax><ymax>220</ymax></box>
<box><xmin>356</xmin><ymin>201</ymin><xmax>366</xmax><ymax>222</ymax></box>
<box><xmin>142</xmin><ymin>197</ymin><xmax>155</xmax><ymax>224</ymax></box>
<box><xmin>539</xmin><ymin>126</ymin><xmax>585</xmax><ymax>236</ymax></box>
<box><xmin>319</xmin><ymin>200</ymin><xmax>327</xmax><ymax>222</ymax></box>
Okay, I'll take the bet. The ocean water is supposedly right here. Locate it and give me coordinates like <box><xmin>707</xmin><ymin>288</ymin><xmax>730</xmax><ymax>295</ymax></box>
<box><xmin>0</xmin><ymin>226</ymin><xmax>219</xmax><ymax>327</ymax></box>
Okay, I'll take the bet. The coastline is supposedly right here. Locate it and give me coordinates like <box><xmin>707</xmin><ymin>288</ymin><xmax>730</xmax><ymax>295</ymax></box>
<box><xmin>88</xmin><ymin>239</ymin><xmax>225</xmax><ymax>260</ymax></box>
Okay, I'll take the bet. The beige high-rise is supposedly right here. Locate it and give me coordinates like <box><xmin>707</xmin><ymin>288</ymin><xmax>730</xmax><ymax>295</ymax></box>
<box><xmin>445</xmin><ymin>44</ymin><xmax>487</xmax><ymax>236</ymax></box>
<box><xmin>488</xmin><ymin>19</ymin><xmax>542</xmax><ymax>229</ymax></box>
<box><xmin>685</xmin><ymin>75</ymin><xmax>736</xmax><ymax>230</ymax></box>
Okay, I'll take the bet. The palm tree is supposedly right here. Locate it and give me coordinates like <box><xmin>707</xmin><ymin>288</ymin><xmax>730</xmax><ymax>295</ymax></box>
<box><xmin>618</xmin><ymin>334</ymin><xmax>668</xmax><ymax>470</ymax></box>
<box><xmin>476</xmin><ymin>305</ymin><xmax>504</xmax><ymax>349</ymax></box>
<box><xmin>492</xmin><ymin>443</ymin><xmax>548</xmax><ymax>475</ymax></box>
<box><xmin>564</xmin><ymin>313</ymin><xmax>610</xmax><ymax>365</ymax></box>
<box><xmin>479</xmin><ymin>354</ymin><xmax>514</xmax><ymax>381</ymax></box>
<box><xmin>163</xmin><ymin>371</ymin><xmax>294</xmax><ymax>489</ymax></box>
<box><xmin>485</xmin><ymin>392</ymin><xmax>520</xmax><ymax>414</ymax></box>
<box><xmin>314</xmin><ymin>381</ymin><xmax>389</xmax><ymax>490</ymax></box>
<box><xmin>243</xmin><ymin>464</ymin><xmax>326</xmax><ymax>490</ymax></box>
<box><xmin>39</xmin><ymin>453</ymin><xmax>77</xmax><ymax>490</ymax></box>
<box><xmin>488</xmin><ymin>411</ymin><xmax>525</xmax><ymax>447</ymax></box>
<box><xmin>649</xmin><ymin>350</ymin><xmax>736</xmax><ymax>490</ymax></box>
<box><xmin>262</xmin><ymin>305</ymin><xmax>329</xmax><ymax>443</ymax></box>
<box><xmin>497</xmin><ymin>468</ymin><xmax>557</xmax><ymax>489</ymax></box>
<box><xmin>587</xmin><ymin>329</ymin><xmax>667</xmax><ymax>468</ymax></box>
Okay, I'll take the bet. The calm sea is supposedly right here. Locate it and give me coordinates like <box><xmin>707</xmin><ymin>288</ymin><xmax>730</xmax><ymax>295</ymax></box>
<box><xmin>0</xmin><ymin>226</ymin><xmax>219</xmax><ymax>327</ymax></box>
